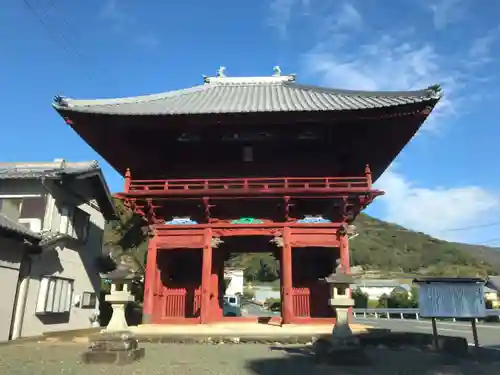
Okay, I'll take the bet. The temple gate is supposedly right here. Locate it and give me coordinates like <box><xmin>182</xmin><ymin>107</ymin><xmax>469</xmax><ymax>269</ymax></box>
<box><xmin>53</xmin><ymin>68</ymin><xmax>441</xmax><ymax>324</ymax></box>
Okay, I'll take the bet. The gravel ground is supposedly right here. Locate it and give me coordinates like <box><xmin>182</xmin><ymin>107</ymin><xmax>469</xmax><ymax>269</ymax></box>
<box><xmin>1</xmin><ymin>342</ymin><xmax>500</xmax><ymax>375</ymax></box>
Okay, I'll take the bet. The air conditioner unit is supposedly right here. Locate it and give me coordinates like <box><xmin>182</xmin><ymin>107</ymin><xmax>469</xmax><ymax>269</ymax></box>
<box><xmin>18</xmin><ymin>218</ymin><xmax>42</xmax><ymax>233</ymax></box>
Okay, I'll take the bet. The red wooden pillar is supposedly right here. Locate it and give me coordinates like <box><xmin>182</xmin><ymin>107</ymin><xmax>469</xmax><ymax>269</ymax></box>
<box><xmin>339</xmin><ymin>234</ymin><xmax>350</xmax><ymax>273</ymax></box>
<box><xmin>143</xmin><ymin>236</ymin><xmax>158</xmax><ymax>324</ymax></box>
<box><xmin>339</xmin><ymin>233</ymin><xmax>352</xmax><ymax>318</ymax></box>
<box><xmin>201</xmin><ymin>228</ymin><xmax>213</xmax><ymax>324</ymax></box>
<box><xmin>281</xmin><ymin>227</ymin><xmax>293</xmax><ymax>324</ymax></box>
<box><xmin>210</xmin><ymin>248</ymin><xmax>224</xmax><ymax>321</ymax></box>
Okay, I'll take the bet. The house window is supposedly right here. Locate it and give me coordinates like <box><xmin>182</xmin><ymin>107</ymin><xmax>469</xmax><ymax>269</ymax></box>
<box><xmin>60</xmin><ymin>206</ymin><xmax>90</xmax><ymax>242</ymax></box>
<box><xmin>81</xmin><ymin>292</ymin><xmax>97</xmax><ymax>308</ymax></box>
<box><xmin>35</xmin><ymin>277</ymin><xmax>74</xmax><ymax>315</ymax></box>
<box><xmin>20</xmin><ymin>197</ymin><xmax>47</xmax><ymax>220</ymax></box>
<box><xmin>0</xmin><ymin>196</ymin><xmax>47</xmax><ymax>232</ymax></box>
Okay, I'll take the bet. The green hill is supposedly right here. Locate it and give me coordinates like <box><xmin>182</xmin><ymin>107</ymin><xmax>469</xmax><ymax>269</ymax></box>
<box><xmin>350</xmin><ymin>214</ymin><xmax>500</xmax><ymax>277</ymax></box>
<box><xmin>104</xmin><ymin>199</ymin><xmax>500</xmax><ymax>279</ymax></box>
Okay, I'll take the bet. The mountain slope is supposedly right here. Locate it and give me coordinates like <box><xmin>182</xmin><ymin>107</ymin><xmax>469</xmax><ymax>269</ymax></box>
<box><xmin>351</xmin><ymin>214</ymin><xmax>500</xmax><ymax>276</ymax></box>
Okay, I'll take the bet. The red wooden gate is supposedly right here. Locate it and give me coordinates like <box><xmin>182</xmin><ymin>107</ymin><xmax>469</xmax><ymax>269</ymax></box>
<box><xmin>152</xmin><ymin>249</ymin><xmax>202</xmax><ymax>324</ymax></box>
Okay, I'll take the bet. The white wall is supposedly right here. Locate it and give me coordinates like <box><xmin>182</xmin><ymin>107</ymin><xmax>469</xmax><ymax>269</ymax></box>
<box><xmin>0</xmin><ymin>238</ymin><xmax>24</xmax><ymax>341</ymax></box>
<box><xmin>224</xmin><ymin>269</ymin><xmax>244</xmax><ymax>296</ymax></box>
<box><xmin>358</xmin><ymin>286</ymin><xmax>397</xmax><ymax>301</ymax></box>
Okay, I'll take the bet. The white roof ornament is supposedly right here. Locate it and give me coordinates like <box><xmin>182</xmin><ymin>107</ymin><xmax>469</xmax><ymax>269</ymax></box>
<box><xmin>273</xmin><ymin>66</ymin><xmax>281</xmax><ymax>76</ymax></box>
<box><xmin>216</xmin><ymin>66</ymin><xmax>226</xmax><ymax>78</ymax></box>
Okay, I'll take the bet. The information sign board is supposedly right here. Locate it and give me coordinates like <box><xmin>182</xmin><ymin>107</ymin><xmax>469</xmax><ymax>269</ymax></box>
<box><xmin>419</xmin><ymin>282</ymin><xmax>485</xmax><ymax>318</ymax></box>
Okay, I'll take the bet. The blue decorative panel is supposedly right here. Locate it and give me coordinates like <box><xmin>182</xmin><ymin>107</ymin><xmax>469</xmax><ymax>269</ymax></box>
<box><xmin>297</xmin><ymin>215</ymin><xmax>331</xmax><ymax>223</ymax></box>
<box><xmin>165</xmin><ymin>217</ymin><xmax>198</xmax><ymax>225</ymax></box>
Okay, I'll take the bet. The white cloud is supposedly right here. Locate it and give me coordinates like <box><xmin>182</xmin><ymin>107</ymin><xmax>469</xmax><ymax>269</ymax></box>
<box><xmin>425</xmin><ymin>0</ymin><xmax>465</xmax><ymax>30</ymax></box>
<box><xmin>467</xmin><ymin>27</ymin><xmax>500</xmax><ymax>67</ymax></box>
<box><xmin>303</xmin><ymin>36</ymin><xmax>460</xmax><ymax>130</ymax></box>
<box><xmin>99</xmin><ymin>0</ymin><xmax>159</xmax><ymax>47</ymax></box>
<box><xmin>332</xmin><ymin>3</ymin><xmax>363</xmax><ymax>30</ymax></box>
<box><xmin>374</xmin><ymin>167</ymin><xmax>500</xmax><ymax>242</ymax></box>
<box><xmin>267</xmin><ymin>0</ymin><xmax>310</xmax><ymax>38</ymax></box>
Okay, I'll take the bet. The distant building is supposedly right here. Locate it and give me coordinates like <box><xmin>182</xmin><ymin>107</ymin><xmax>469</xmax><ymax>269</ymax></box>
<box><xmin>355</xmin><ymin>279</ymin><xmax>411</xmax><ymax>301</ymax></box>
<box><xmin>485</xmin><ymin>276</ymin><xmax>500</xmax><ymax>308</ymax></box>
<box><xmin>224</xmin><ymin>268</ymin><xmax>244</xmax><ymax>296</ymax></box>
<box><xmin>0</xmin><ymin>159</ymin><xmax>115</xmax><ymax>342</ymax></box>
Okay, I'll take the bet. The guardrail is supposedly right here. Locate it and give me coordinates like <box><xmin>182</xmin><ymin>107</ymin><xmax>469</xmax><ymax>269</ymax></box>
<box><xmin>353</xmin><ymin>308</ymin><xmax>500</xmax><ymax>322</ymax></box>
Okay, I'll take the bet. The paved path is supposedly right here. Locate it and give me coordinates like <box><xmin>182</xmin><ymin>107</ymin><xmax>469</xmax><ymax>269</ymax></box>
<box><xmin>354</xmin><ymin>317</ymin><xmax>500</xmax><ymax>348</ymax></box>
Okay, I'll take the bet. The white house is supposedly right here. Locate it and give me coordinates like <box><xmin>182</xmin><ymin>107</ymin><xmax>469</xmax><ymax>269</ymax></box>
<box><xmin>224</xmin><ymin>268</ymin><xmax>244</xmax><ymax>296</ymax></box>
<box><xmin>0</xmin><ymin>159</ymin><xmax>115</xmax><ymax>342</ymax></box>
<box><xmin>355</xmin><ymin>279</ymin><xmax>412</xmax><ymax>301</ymax></box>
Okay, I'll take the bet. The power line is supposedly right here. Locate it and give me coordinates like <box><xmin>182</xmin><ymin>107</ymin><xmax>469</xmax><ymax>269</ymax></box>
<box><xmin>476</xmin><ymin>237</ymin><xmax>500</xmax><ymax>246</ymax></box>
<box><xmin>21</xmin><ymin>0</ymin><xmax>76</xmax><ymax>58</ymax></box>
<box><xmin>20</xmin><ymin>0</ymin><xmax>106</xmax><ymax>85</ymax></box>
<box><xmin>439</xmin><ymin>221</ymin><xmax>500</xmax><ymax>233</ymax></box>
<box><xmin>361</xmin><ymin>220</ymin><xmax>500</xmax><ymax>235</ymax></box>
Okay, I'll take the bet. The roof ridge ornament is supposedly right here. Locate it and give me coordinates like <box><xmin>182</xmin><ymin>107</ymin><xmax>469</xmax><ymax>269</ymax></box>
<box><xmin>426</xmin><ymin>84</ymin><xmax>443</xmax><ymax>99</ymax></box>
<box><xmin>273</xmin><ymin>66</ymin><xmax>281</xmax><ymax>76</ymax></box>
<box><xmin>216</xmin><ymin>66</ymin><xmax>226</xmax><ymax>78</ymax></box>
<box><xmin>53</xmin><ymin>95</ymin><xmax>68</xmax><ymax>107</ymax></box>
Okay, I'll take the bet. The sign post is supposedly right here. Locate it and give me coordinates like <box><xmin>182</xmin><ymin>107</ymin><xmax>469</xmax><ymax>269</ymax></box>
<box><xmin>414</xmin><ymin>277</ymin><xmax>486</xmax><ymax>348</ymax></box>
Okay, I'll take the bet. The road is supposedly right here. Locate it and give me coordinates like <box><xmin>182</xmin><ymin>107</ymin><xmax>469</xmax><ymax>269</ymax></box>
<box><xmin>354</xmin><ymin>317</ymin><xmax>500</xmax><ymax>348</ymax></box>
<box><xmin>241</xmin><ymin>302</ymin><xmax>279</xmax><ymax>317</ymax></box>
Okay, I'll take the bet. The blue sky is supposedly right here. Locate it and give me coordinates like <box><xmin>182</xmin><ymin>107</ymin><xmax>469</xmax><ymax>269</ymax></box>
<box><xmin>1</xmin><ymin>0</ymin><xmax>499</xmax><ymax>245</ymax></box>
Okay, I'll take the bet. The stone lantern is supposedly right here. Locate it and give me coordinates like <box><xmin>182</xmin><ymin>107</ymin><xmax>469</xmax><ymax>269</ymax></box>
<box><xmin>81</xmin><ymin>265</ymin><xmax>144</xmax><ymax>365</ymax></box>
<box><xmin>320</xmin><ymin>260</ymin><xmax>357</xmax><ymax>347</ymax></box>
<box><xmin>102</xmin><ymin>266</ymin><xmax>140</xmax><ymax>332</ymax></box>
<box><xmin>323</xmin><ymin>272</ymin><xmax>356</xmax><ymax>342</ymax></box>
<box><xmin>315</xmin><ymin>268</ymin><xmax>368</xmax><ymax>365</ymax></box>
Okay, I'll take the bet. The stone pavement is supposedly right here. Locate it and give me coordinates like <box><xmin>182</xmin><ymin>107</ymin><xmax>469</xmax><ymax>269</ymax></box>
<box><xmin>1</xmin><ymin>341</ymin><xmax>500</xmax><ymax>375</ymax></box>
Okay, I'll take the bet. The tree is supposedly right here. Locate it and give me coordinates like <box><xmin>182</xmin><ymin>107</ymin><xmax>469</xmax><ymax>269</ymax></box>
<box><xmin>387</xmin><ymin>287</ymin><xmax>412</xmax><ymax>308</ymax></box>
<box><xmin>410</xmin><ymin>286</ymin><xmax>419</xmax><ymax>308</ymax></box>
<box><xmin>377</xmin><ymin>293</ymin><xmax>389</xmax><ymax>308</ymax></box>
<box><xmin>352</xmin><ymin>288</ymin><xmax>368</xmax><ymax>308</ymax></box>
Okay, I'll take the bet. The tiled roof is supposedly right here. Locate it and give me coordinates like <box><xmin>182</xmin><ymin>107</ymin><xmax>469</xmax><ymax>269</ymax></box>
<box><xmin>52</xmin><ymin>75</ymin><xmax>442</xmax><ymax>116</ymax></box>
<box><xmin>0</xmin><ymin>159</ymin><xmax>116</xmax><ymax>220</ymax></box>
<box><xmin>486</xmin><ymin>276</ymin><xmax>500</xmax><ymax>291</ymax></box>
<box><xmin>0</xmin><ymin>214</ymin><xmax>41</xmax><ymax>241</ymax></box>
<box><xmin>355</xmin><ymin>279</ymin><xmax>405</xmax><ymax>288</ymax></box>
<box><xmin>0</xmin><ymin>160</ymin><xmax>99</xmax><ymax>179</ymax></box>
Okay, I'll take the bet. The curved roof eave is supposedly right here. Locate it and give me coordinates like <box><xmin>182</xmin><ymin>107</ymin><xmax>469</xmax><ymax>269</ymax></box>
<box><xmin>52</xmin><ymin>82</ymin><xmax>443</xmax><ymax>117</ymax></box>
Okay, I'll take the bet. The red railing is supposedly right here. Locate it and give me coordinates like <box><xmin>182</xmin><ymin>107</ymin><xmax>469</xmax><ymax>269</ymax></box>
<box><xmin>292</xmin><ymin>288</ymin><xmax>310</xmax><ymax>317</ymax></box>
<box><xmin>128</xmin><ymin>176</ymin><xmax>369</xmax><ymax>192</ymax></box>
<box><xmin>123</xmin><ymin>166</ymin><xmax>374</xmax><ymax>195</ymax></box>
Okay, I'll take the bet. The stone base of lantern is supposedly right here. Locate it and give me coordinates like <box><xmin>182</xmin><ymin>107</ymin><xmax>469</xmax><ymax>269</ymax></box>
<box><xmin>81</xmin><ymin>331</ymin><xmax>145</xmax><ymax>365</ymax></box>
<box><xmin>311</xmin><ymin>296</ymin><xmax>369</xmax><ymax>366</ymax></box>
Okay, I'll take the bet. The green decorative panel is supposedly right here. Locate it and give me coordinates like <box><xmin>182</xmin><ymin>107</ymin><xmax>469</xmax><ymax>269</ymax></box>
<box><xmin>230</xmin><ymin>217</ymin><xmax>264</xmax><ymax>224</ymax></box>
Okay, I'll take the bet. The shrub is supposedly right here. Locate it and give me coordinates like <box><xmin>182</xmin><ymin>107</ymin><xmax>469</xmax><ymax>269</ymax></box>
<box><xmin>243</xmin><ymin>288</ymin><xmax>255</xmax><ymax>299</ymax></box>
